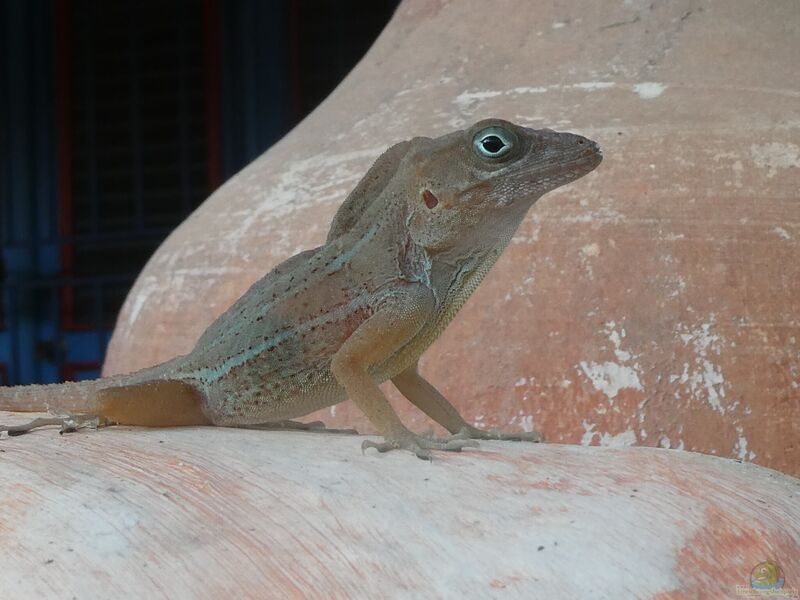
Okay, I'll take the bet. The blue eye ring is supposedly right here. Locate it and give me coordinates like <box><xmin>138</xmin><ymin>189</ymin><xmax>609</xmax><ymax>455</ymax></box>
<box><xmin>473</xmin><ymin>126</ymin><xmax>513</xmax><ymax>158</ymax></box>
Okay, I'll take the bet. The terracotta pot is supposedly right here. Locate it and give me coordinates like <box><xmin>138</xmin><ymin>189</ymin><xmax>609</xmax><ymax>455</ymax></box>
<box><xmin>1</xmin><ymin>419</ymin><xmax>797</xmax><ymax>598</ymax></box>
<box><xmin>104</xmin><ymin>0</ymin><xmax>800</xmax><ymax>476</ymax></box>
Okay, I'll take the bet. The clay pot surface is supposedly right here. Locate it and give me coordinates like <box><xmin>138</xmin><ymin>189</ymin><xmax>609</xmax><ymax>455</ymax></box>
<box><xmin>1</xmin><ymin>416</ymin><xmax>798</xmax><ymax>598</ymax></box>
<box><xmin>104</xmin><ymin>0</ymin><xmax>800</xmax><ymax>476</ymax></box>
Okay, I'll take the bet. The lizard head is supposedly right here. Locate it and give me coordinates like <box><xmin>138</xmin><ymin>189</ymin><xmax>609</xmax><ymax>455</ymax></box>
<box><xmin>405</xmin><ymin>118</ymin><xmax>602</xmax><ymax>252</ymax></box>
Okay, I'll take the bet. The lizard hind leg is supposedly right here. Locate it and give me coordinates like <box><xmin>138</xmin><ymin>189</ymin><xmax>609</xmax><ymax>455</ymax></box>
<box><xmin>0</xmin><ymin>413</ymin><xmax>103</xmax><ymax>436</ymax></box>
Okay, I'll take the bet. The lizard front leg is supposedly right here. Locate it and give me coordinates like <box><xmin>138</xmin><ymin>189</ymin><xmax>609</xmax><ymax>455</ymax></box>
<box><xmin>331</xmin><ymin>285</ymin><xmax>477</xmax><ymax>460</ymax></box>
<box><xmin>392</xmin><ymin>363</ymin><xmax>542</xmax><ymax>443</ymax></box>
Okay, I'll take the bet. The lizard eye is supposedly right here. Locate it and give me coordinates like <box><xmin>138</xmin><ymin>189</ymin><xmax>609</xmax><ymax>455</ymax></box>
<box><xmin>473</xmin><ymin>126</ymin><xmax>513</xmax><ymax>159</ymax></box>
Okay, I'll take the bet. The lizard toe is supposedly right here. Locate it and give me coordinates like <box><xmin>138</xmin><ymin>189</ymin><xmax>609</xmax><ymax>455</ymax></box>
<box><xmin>361</xmin><ymin>436</ymin><xmax>432</xmax><ymax>460</ymax></box>
<box><xmin>416</xmin><ymin>436</ymin><xmax>479</xmax><ymax>452</ymax></box>
<box><xmin>361</xmin><ymin>432</ymin><xmax>476</xmax><ymax>459</ymax></box>
<box><xmin>0</xmin><ymin>413</ymin><xmax>104</xmax><ymax>438</ymax></box>
<box><xmin>361</xmin><ymin>439</ymin><xmax>397</xmax><ymax>454</ymax></box>
<box><xmin>1</xmin><ymin>417</ymin><xmax>65</xmax><ymax>437</ymax></box>
<box><xmin>459</xmin><ymin>426</ymin><xmax>543</xmax><ymax>443</ymax></box>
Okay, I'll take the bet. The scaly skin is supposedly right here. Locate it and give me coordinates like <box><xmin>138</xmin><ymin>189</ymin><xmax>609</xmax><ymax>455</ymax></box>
<box><xmin>0</xmin><ymin>118</ymin><xmax>601</xmax><ymax>459</ymax></box>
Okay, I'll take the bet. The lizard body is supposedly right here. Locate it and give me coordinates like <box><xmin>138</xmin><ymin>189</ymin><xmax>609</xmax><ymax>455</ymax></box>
<box><xmin>0</xmin><ymin>119</ymin><xmax>601</xmax><ymax>458</ymax></box>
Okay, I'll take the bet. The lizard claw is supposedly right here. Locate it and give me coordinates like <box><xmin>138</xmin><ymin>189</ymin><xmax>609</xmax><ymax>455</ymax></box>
<box><xmin>361</xmin><ymin>439</ymin><xmax>396</xmax><ymax>454</ymax></box>
<box><xmin>361</xmin><ymin>432</ymin><xmax>479</xmax><ymax>460</ymax></box>
<box><xmin>59</xmin><ymin>414</ymin><xmax>102</xmax><ymax>434</ymax></box>
<box><xmin>361</xmin><ymin>438</ymin><xmax>434</xmax><ymax>461</ymax></box>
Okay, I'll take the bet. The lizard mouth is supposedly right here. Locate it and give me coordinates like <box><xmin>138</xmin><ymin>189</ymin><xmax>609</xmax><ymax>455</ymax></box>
<box><xmin>574</xmin><ymin>145</ymin><xmax>603</xmax><ymax>171</ymax></box>
<box><xmin>572</xmin><ymin>140</ymin><xmax>603</xmax><ymax>166</ymax></box>
<box><xmin>509</xmin><ymin>145</ymin><xmax>602</xmax><ymax>198</ymax></box>
<box><xmin>539</xmin><ymin>145</ymin><xmax>603</xmax><ymax>181</ymax></box>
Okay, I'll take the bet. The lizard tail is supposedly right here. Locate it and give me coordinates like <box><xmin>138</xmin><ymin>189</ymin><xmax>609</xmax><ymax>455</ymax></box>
<box><xmin>0</xmin><ymin>378</ymin><xmax>114</xmax><ymax>413</ymax></box>
<box><xmin>0</xmin><ymin>360</ymin><xmax>211</xmax><ymax>427</ymax></box>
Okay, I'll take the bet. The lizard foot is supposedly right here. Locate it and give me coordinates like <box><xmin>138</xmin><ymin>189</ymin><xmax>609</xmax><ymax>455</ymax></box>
<box><xmin>362</xmin><ymin>431</ymin><xmax>479</xmax><ymax>461</ymax></box>
<box><xmin>0</xmin><ymin>413</ymin><xmax>105</xmax><ymax>437</ymax></box>
<box><xmin>239</xmin><ymin>420</ymin><xmax>358</xmax><ymax>435</ymax></box>
<box><xmin>450</xmin><ymin>426</ymin><xmax>543</xmax><ymax>443</ymax></box>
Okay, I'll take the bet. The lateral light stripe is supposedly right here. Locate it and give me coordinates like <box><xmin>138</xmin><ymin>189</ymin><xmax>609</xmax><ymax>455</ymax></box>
<box><xmin>186</xmin><ymin>299</ymin><xmax>370</xmax><ymax>383</ymax></box>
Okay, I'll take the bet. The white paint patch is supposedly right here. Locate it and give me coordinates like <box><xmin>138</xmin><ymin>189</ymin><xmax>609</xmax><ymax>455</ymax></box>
<box><xmin>606</xmin><ymin>322</ymin><xmax>632</xmax><ymax>362</ymax></box>
<box><xmin>667</xmin><ymin>275</ymin><xmax>687</xmax><ymax>299</ymax></box>
<box><xmin>674</xmin><ymin>321</ymin><xmax>728</xmax><ymax>414</ymax></box>
<box><xmin>581</xmin><ymin>422</ymin><xmax>637</xmax><ymax>447</ymax></box>
<box><xmin>699</xmin><ymin>361</ymin><xmax>725</xmax><ymax>413</ymax></box>
<box><xmin>731</xmin><ymin>427</ymin><xmax>757</xmax><ymax>461</ymax></box>
<box><xmin>577</xmin><ymin>322</ymin><xmax>642</xmax><ymax>401</ymax></box>
<box><xmin>750</xmin><ymin>142</ymin><xmax>800</xmax><ymax>178</ymax></box>
<box><xmin>510</xmin><ymin>86</ymin><xmax>548</xmax><ymax>95</ymax></box>
<box><xmin>632</xmin><ymin>82</ymin><xmax>666</xmax><ymax>99</ymax></box>
<box><xmin>772</xmin><ymin>226</ymin><xmax>791</xmax><ymax>240</ymax></box>
<box><xmin>573</xmin><ymin>81</ymin><xmax>615</xmax><ymax>90</ymax></box>
<box><xmin>578</xmin><ymin>243</ymin><xmax>601</xmax><ymax>278</ymax></box>
<box><xmin>599</xmin><ymin>429</ymin><xmax>637</xmax><ymax>447</ymax></box>
<box><xmin>453</xmin><ymin>82</ymin><xmax>616</xmax><ymax>112</ymax></box>
<box><xmin>579</xmin><ymin>361</ymin><xmax>643</xmax><ymax>400</ymax></box>
<box><xmin>453</xmin><ymin>90</ymin><xmax>504</xmax><ymax>108</ymax></box>
<box><xmin>520</xmin><ymin>415</ymin><xmax>535</xmax><ymax>432</ymax></box>
<box><xmin>581</xmin><ymin>421</ymin><xmax>598</xmax><ymax>446</ymax></box>
<box><xmin>733</xmin><ymin>427</ymin><xmax>749</xmax><ymax>461</ymax></box>
<box><xmin>560</xmin><ymin>205</ymin><xmax>625</xmax><ymax>224</ymax></box>
<box><xmin>580</xmin><ymin>243</ymin><xmax>600</xmax><ymax>257</ymax></box>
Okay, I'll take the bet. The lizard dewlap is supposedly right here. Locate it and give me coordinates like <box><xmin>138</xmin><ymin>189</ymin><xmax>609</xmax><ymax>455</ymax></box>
<box><xmin>0</xmin><ymin>119</ymin><xmax>601</xmax><ymax>460</ymax></box>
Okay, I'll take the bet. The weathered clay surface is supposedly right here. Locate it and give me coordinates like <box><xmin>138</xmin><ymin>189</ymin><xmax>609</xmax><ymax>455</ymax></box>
<box><xmin>104</xmin><ymin>0</ymin><xmax>800</xmax><ymax>476</ymax></box>
<box><xmin>0</xmin><ymin>415</ymin><xmax>797</xmax><ymax>599</ymax></box>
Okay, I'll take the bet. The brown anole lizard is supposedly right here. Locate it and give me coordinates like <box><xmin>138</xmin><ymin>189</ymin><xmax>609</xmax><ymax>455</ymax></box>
<box><xmin>0</xmin><ymin>119</ymin><xmax>601</xmax><ymax>459</ymax></box>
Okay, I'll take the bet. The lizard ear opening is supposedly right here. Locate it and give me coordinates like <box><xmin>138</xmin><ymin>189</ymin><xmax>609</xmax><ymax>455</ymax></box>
<box><xmin>422</xmin><ymin>189</ymin><xmax>439</xmax><ymax>209</ymax></box>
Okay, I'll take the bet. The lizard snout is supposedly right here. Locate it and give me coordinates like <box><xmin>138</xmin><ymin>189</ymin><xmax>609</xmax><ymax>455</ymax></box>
<box><xmin>525</xmin><ymin>127</ymin><xmax>600</xmax><ymax>152</ymax></box>
<box><xmin>567</xmin><ymin>133</ymin><xmax>602</xmax><ymax>165</ymax></box>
